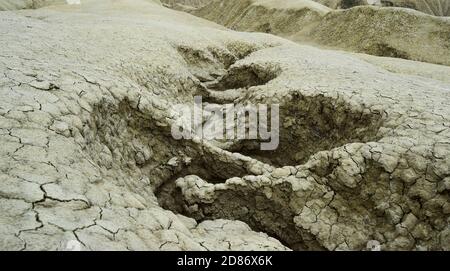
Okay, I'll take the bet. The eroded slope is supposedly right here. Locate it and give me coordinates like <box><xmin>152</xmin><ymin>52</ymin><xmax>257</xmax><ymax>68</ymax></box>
<box><xmin>382</xmin><ymin>0</ymin><xmax>450</xmax><ymax>17</ymax></box>
<box><xmin>192</xmin><ymin>0</ymin><xmax>450</xmax><ymax>66</ymax></box>
<box><xmin>311</xmin><ymin>0</ymin><xmax>450</xmax><ymax>17</ymax></box>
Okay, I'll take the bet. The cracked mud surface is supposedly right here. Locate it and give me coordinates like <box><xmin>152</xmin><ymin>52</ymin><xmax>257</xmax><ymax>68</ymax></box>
<box><xmin>0</xmin><ymin>0</ymin><xmax>449</xmax><ymax>251</ymax></box>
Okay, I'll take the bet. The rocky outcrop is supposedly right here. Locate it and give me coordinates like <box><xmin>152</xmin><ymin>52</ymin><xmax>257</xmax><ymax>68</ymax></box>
<box><xmin>0</xmin><ymin>0</ymin><xmax>449</xmax><ymax>251</ymax></box>
<box><xmin>192</xmin><ymin>0</ymin><xmax>450</xmax><ymax>65</ymax></box>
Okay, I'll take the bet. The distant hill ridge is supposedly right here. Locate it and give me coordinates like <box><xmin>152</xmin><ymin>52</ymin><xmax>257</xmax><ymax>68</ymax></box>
<box><xmin>192</xmin><ymin>0</ymin><xmax>450</xmax><ymax>66</ymax></box>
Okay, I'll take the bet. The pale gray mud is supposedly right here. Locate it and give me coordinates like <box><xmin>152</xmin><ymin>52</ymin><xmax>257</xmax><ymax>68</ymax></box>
<box><xmin>0</xmin><ymin>0</ymin><xmax>449</xmax><ymax>251</ymax></box>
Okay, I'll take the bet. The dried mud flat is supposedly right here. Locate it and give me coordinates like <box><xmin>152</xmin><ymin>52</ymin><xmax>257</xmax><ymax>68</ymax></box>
<box><xmin>0</xmin><ymin>0</ymin><xmax>449</xmax><ymax>251</ymax></box>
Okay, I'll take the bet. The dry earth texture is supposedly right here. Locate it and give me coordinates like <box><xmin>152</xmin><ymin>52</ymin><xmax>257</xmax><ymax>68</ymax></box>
<box><xmin>364</xmin><ymin>0</ymin><xmax>448</xmax><ymax>17</ymax></box>
<box><xmin>313</xmin><ymin>0</ymin><xmax>368</xmax><ymax>9</ymax></box>
<box><xmin>313</xmin><ymin>0</ymin><xmax>450</xmax><ymax>16</ymax></box>
<box><xmin>193</xmin><ymin>0</ymin><xmax>450</xmax><ymax>66</ymax></box>
<box><xmin>382</xmin><ymin>0</ymin><xmax>450</xmax><ymax>16</ymax></box>
<box><xmin>0</xmin><ymin>0</ymin><xmax>449</xmax><ymax>251</ymax></box>
<box><xmin>161</xmin><ymin>0</ymin><xmax>210</xmax><ymax>8</ymax></box>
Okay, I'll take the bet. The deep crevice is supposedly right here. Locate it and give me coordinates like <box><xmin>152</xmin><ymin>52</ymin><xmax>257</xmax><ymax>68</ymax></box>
<box><xmin>85</xmin><ymin>44</ymin><xmax>385</xmax><ymax>251</ymax></box>
<box><xmin>228</xmin><ymin>92</ymin><xmax>384</xmax><ymax>167</ymax></box>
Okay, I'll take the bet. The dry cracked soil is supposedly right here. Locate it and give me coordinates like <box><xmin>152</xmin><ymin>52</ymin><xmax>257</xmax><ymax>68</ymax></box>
<box><xmin>0</xmin><ymin>0</ymin><xmax>449</xmax><ymax>251</ymax></box>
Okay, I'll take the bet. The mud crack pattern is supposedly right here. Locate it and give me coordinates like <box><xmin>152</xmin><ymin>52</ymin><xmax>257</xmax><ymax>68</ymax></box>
<box><xmin>0</xmin><ymin>0</ymin><xmax>449</xmax><ymax>251</ymax></box>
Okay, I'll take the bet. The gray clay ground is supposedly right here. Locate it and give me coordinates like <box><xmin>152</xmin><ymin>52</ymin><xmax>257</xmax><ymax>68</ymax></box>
<box><xmin>0</xmin><ymin>0</ymin><xmax>449</xmax><ymax>250</ymax></box>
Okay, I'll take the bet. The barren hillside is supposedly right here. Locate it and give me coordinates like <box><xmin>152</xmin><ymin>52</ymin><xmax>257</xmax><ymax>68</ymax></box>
<box><xmin>193</xmin><ymin>0</ymin><xmax>450</xmax><ymax>65</ymax></box>
<box><xmin>312</xmin><ymin>0</ymin><xmax>450</xmax><ymax>16</ymax></box>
